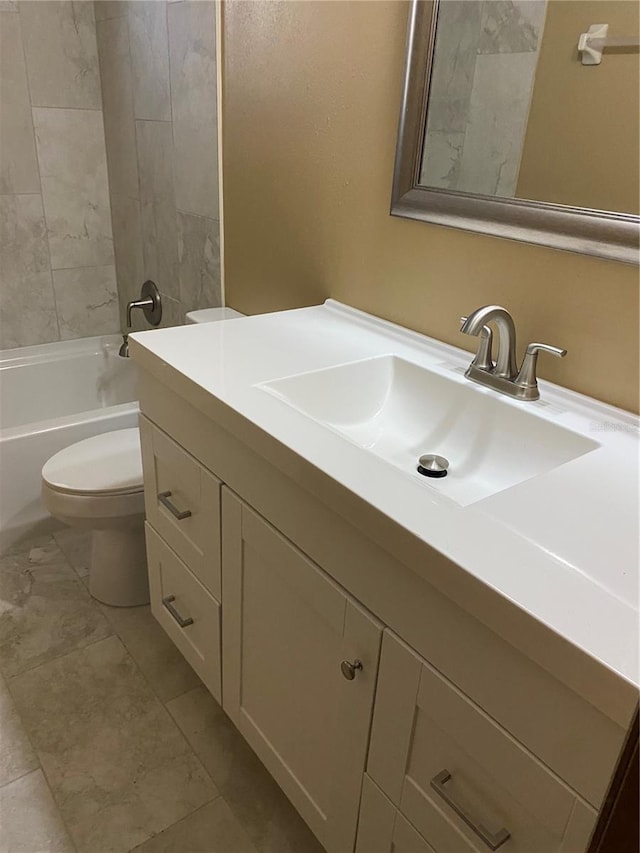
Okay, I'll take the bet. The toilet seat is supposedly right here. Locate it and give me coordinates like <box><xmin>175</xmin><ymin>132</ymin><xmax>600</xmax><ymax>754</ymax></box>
<box><xmin>41</xmin><ymin>428</ymin><xmax>145</xmax><ymax>528</ymax></box>
<box><xmin>42</xmin><ymin>428</ymin><xmax>143</xmax><ymax>496</ymax></box>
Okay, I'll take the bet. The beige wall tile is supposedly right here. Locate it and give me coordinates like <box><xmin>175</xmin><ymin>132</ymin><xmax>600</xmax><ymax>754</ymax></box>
<box><xmin>177</xmin><ymin>212</ymin><xmax>221</xmax><ymax>312</ymax></box>
<box><xmin>129</xmin><ymin>1</ymin><xmax>171</xmax><ymax>121</ymax></box>
<box><xmin>136</xmin><ymin>120</ymin><xmax>179</xmax><ymax>300</ymax></box>
<box><xmin>19</xmin><ymin>1</ymin><xmax>101</xmax><ymax>109</ymax></box>
<box><xmin>0</xmin><ymin>10</ymin><xmax>39</xmax><ymax>194</ymax></box>
<box><xmin>168</xmin><ymin>1</ymin><xmax>217</xmax><ymax>124</ymax></box>
<box><xmin>110</xmin><ymin>195</ymin><xmax>146</xmax><ymax>329</ymax></box>
<box><xmin>0</xmin><ymin>194</ymin><xmax>58</xmax><ymax>348</ymax></box>
<box><xmin>53</xmin><ymin>265</ymin><xmax>120</xmax><ymax>340</ymax></box>
<box><xmin>172</xmin><ymin>122</ymin><xmax>219</xmax><ymax>220</ymax></box>
<box><xmin>97</xmin><ymin>16</ymin><xmax>139</xmax><ymax>200</ymax></box>
<box><xmin>10</xmin><ymin>635</ymin><xmax>217</xmax><ymax>853</ymax></box>
<box><xmin>33</xmin><ymin>107</ymin><xmax>114</xmax><ymax>270</ymax></box>
<box><xmin>0</xmin><ymin>770</ymin><xmax>74</xmax><ymax>853</ymax></box>
<box><xmin>169</xmin><ymin>1</ymin><xmax>218</xmax><ymax>218</ymax></box>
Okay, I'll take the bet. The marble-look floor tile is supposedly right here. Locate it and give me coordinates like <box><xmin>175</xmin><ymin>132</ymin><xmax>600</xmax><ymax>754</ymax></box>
<box><xmin>129</xmin><ymin>1</ymin><xmax>171</xmax><ymax>121</ymax></box>
<box><xmin>132</xmin><ymin>798</ymin><xmax>259</xmax><ymax>853</ymax></box>
<box><xmin>0</xmin><ymin>522</ymin><xmax>63</xmax><ymax>560</ymax></box>
<box><xmin>10</xmin><ymin>636</ymin><xmax>217</xmax><ymax>853</ymax></box>
<box><xmin>0</xmin><ymin>10</ymin><xmax>39</xmax><ymax>194</ymax></box>
<box><xmin>0</xmin><ymin>194</ymin><xmax>58</xmax><ymax>349</ymax></box>
<box><xmin>53</xmin><ymin>265</ymin><xmax>120</xmax><ymax>340</ymax></box>
<box><xmin>53</xmin><ymin>527</ymin><xmax>92</xmax><ymax>579</ymax></box>
<box><xmin>99</xmin><ymin>603</ymin><xmax>201</xmax><ymax>702</ymax></box>
<box><xmin>19</xmin><ymin>0</ymin><xmax>102</xmax><ymax>109</ymax></box>
<box><xmin>0</xmin><ymin>672</ymin><xmax>38</xmax><ymax>787</ymax></box>
<box><xmin>167</xmin><ymin>687</ymin><xmax>324</xmax><ymax>853</ymax></box>
<box><xmin>0</xmin><ymin>769</ymin><xmax>75</xmax><ymax>853</ymax></box>
<box><xmin>33</xmin><ymin>107</ymin><xmax>114</xmax><ymax>270</ymax></box>
<box><xmin>177</xmin><ymin>212</ymin><xmax>221</xmax><ymax>313</ymax></box>
<box><xmin>0</xmin><ymin>542</ymin><xmax>112</xmax><ymax>677</ymax></box>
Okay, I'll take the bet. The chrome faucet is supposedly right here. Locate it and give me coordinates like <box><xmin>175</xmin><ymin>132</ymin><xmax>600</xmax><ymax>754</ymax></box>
<box><xmin>118</xmin><ymin>280</ymin><xmax>162</xmax><ymax>358</ymax></box>
<box><xmin>460</xmin><ymin>305</ymin><xmax>566</xmax><ymax>401</ymax></box>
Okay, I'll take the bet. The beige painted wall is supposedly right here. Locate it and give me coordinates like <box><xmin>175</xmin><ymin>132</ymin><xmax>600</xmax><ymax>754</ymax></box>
<box><xmin>517</xmin><ymin>0</ymin><xmax>639</xmax><ymax>213</ymax></box>
<box><xmin>221</xmin><ymin>1</ymin><xmax>639</xmax><ymax>413</ymax></box>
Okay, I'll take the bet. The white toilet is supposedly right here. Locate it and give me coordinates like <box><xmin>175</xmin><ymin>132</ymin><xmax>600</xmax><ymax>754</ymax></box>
<box><xmin>41</xmin><ymin>307</ymin><xmax>245</xmax><ymax>607</ymax></box>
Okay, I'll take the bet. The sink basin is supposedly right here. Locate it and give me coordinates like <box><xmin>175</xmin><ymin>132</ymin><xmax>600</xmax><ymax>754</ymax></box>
<box><xmin>259</xmin><ymin>355</ymin><xmax>599</xmax><ymax>506</ymax></box>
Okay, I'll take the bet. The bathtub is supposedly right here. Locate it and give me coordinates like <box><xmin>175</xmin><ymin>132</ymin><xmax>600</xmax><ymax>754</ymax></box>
<box><xmin>0</xmin><ymin>335</ymin><xmax>138</xmax><ymax>541</ymax></box>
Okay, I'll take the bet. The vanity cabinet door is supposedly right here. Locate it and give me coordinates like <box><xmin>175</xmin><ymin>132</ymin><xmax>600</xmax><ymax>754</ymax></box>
<box><xmin>140</xmin><ymin>416</ymin><xmax>221</xmax><ymax>599</ymax></box>
<box><xmin>368</xmin><ymin>631</ymin><xmax>597</xmax><ymax>853</ymax></box>
<box><xmin>222</xmin><ymin>488</ymin><xmax>383</xmax><ymax>853</ymax></box>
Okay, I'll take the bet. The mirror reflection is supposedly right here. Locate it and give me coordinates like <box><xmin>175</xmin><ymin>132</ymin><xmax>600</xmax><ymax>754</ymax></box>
<box><xmin>419</xmin><ymin>1</ymin><xmax>639</xmax><ymax>215</ymax></box>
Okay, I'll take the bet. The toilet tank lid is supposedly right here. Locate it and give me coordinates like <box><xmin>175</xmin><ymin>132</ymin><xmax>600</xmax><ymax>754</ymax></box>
<box><xmin>185</xmin><ymin>307</ymin><xmax>245</xmax><ymax>323</ymax></box>
<box><xmin>42</xmin><ymin>428</ymin><xmax>143</xmax><ymax>495</ymax></box>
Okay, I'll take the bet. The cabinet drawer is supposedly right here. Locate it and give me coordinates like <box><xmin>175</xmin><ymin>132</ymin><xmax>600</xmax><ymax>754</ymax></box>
<box><xmin>368</xmin><ymin>631</ymin><xmax>596</xmax><ymax>853</ymax></box>
<box><xmin>356</xmin><ymin>774</ymin><xmax>436</xmax><ymax>853</ymax></box>
<box><xmin>140</xmin><ymin>416</ymin><xmax>221</xmax><ymax>599</ymax></box>
<box><xmin>146</xmin><ymin>523</ymin><xmax>221</xmax><ymax>702</ymax></box>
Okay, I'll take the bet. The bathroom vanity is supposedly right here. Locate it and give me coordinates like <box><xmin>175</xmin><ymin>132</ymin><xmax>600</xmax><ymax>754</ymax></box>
<box><xmin>130</xmin><ymin>302</ymin><xmax>639</xmax><ymax>853</ymax></box>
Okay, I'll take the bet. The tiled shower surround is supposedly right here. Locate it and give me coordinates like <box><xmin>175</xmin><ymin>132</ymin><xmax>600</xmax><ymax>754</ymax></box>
<box><xmin>96</xmin><ymin>0</ymin><xmax>222</xmax><ymax>332</ymax></box>
<box><xmin>0</xmin><ymin>1</ymin><xmax>117</xmax><ymax>348</ymax></box>
<box><xmin>0</xmin><ymin>1</ymin><xmax>222</xmax><ymax>348</ymax></box>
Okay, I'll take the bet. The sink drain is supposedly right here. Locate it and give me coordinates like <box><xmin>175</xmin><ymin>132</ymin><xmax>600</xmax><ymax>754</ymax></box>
<box><xmin>417</xmin><ymin>454</ymin><xmax>449</xmax><ymax>478</ymax></box>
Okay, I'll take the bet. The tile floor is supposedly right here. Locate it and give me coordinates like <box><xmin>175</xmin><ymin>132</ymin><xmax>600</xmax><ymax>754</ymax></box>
<box><xmin>0</xmin><ymin>526</ymin><xmax>324</xmax><ymax>853</ymax></box>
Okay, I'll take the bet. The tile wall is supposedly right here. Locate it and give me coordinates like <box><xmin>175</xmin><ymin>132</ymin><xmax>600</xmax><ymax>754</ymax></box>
<box><xmin>420</xmin><ymin>0</ymin><xmax>547</xmax><ymax>197</ymax></box>
<box><xmin>0</xmin><ymin>1</ymin><xmax>118</xmax><ymax>348</ymax></box>
<box><xmin>95</xmin><ymin>0</ymin><xmax>222</xmax><ymax>332</ymax></box>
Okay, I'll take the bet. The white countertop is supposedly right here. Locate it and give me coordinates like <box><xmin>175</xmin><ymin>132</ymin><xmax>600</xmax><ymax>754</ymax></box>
<box><xmin>131</xmin><ymin>301</ymin><xmax>640</xmax><ymax>700</ymax></box>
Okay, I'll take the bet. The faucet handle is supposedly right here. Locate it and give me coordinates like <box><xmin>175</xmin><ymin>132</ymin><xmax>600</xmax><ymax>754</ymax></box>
<box><xmin>460</xmin><ymin>316</ymin><xmax>494</xmax><ymax>371</ymax></box>
<box><xmin>516</xmin><ymin>342</ymin><xmax>567</xmax><ymax>397</ymax></box>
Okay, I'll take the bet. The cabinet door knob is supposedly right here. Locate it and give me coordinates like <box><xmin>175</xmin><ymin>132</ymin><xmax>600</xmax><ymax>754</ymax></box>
<box><xmin>341</xmin><ymin>659</ymin><xmax>363</xmax><ymax>680</ymax></box>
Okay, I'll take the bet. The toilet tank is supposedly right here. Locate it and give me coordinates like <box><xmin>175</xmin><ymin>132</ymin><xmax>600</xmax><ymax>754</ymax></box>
<box><xmin>185</xmin><ymin>308</ymin><xmax>245</xmax><ymax>324</ymax></box>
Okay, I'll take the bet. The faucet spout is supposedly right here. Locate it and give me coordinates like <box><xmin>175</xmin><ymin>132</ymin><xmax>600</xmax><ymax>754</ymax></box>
<box><xmin>460</xmin><ymin>305</ymin><xmax>517</xmax><ymax>379</ymax></box>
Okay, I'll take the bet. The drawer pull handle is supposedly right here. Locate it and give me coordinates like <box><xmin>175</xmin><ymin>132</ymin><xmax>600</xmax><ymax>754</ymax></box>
<box><xmin>340</xmin><ymin>659</ymin><xmax>363</xmax><ymax>680</ymax></box>
<box><xmin>430</xmin><ymin>769</ymin><xmax>510</xmax><ymax>851</ymax></box>
<box><xmin>158</xmin><ymin>491</ymin><xmax>192</xmax><ymax>520</ymax></box>
<box><xmin>162</xmin><ymin>595</ymin><xmax>194</xmax><ymax>628</ymax></box>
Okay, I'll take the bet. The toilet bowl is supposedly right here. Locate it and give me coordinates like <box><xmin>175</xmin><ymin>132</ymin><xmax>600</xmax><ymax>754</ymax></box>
<box><xmin>42</xmin><ymin>428</ymin><xmax>148</xmax><ymax>607</ymax></box>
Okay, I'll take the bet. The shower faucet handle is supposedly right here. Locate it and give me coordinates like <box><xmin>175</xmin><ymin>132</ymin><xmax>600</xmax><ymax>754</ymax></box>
<box><xmin>126</xmin><ymin>280</ymin><xmax>162</xmax><ymax>329</ymax></box>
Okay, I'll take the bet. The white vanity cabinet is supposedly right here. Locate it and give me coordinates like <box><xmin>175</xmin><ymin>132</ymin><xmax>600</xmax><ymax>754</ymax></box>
<box><xmin>221</xmin><ymin>489</ymin><xmax>383</xmax><ymax>853</ymax></box>
<box><xmin>135</xmin><ymin>366</ymin><xmax>632</xmax><ymax>853</ymax></box>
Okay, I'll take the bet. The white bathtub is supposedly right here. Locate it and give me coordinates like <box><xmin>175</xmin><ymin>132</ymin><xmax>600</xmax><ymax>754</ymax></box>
<box><xmin>0</xmin><ymin>335</ymin><xmax>138</xmax><ymax>540</ymax></box>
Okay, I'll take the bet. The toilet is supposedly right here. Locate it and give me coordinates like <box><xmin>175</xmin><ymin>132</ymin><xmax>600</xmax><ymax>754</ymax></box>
<box><xmin>41</xmin><ymin>307</ymin><xmax>245</xmax><ymax>607</ymax></box>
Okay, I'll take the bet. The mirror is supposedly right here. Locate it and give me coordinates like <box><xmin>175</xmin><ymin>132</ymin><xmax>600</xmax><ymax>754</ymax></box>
<box><xmin>392</xmin><ymin>0</ymin><xmax>639</xmax><ymax>264</ymax></box>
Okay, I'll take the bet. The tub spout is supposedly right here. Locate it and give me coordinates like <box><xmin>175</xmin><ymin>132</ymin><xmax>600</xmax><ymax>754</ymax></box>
<box><xmin>118</xmin><ymin>334</ymin><xmax>129</xmax><ymax>358</ymax></box>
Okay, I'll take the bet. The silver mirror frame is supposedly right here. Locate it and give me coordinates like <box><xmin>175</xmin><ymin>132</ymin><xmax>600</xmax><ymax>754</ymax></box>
<box><xmin>391</xmin><ymin>0</ymin><xmax>640</xmax><ymax>265</ymax></box>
